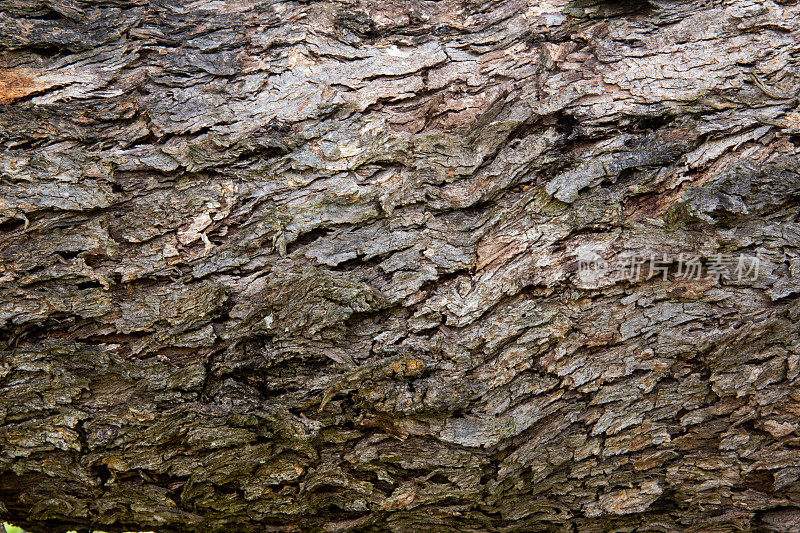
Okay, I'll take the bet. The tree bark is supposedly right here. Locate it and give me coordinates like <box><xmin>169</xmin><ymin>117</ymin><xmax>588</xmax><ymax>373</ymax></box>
<box><xmin>2</xmin><ymin>0</ymin><xmax>800</xmax><ymax>531</ymax></box>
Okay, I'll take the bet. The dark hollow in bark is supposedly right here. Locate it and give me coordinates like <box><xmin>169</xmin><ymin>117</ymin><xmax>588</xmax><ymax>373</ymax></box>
<box><xmin>2</xmin><ymin>0</ymin><xmax>800</xmax><ymax>531</ymax></box>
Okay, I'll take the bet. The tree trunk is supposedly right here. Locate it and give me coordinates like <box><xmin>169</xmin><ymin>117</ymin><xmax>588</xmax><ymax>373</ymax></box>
<box><xmin>2</xmin><ymin>0</ymin><xmax>800</xmax><ymax>531</ymax></box>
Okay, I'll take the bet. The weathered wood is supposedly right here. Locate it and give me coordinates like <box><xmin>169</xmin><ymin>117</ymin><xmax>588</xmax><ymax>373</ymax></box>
<box><xmin>1</xmin><ymin>0</ymin><xmax>800</xmax><ymax>531</ymax></box>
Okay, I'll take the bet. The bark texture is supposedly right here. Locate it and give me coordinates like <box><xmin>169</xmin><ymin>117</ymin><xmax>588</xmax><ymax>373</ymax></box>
<box><xmin>2</xmin><ymin>0</ymin><xmax>800</xmax><ymax>531</ymax></box>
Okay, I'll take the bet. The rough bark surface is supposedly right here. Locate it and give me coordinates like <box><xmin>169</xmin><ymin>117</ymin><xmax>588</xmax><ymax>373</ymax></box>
<box><xmin>2</xmin><ymin>0</ymin><xmax>800</xmax><ymax>531</ymax></box>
